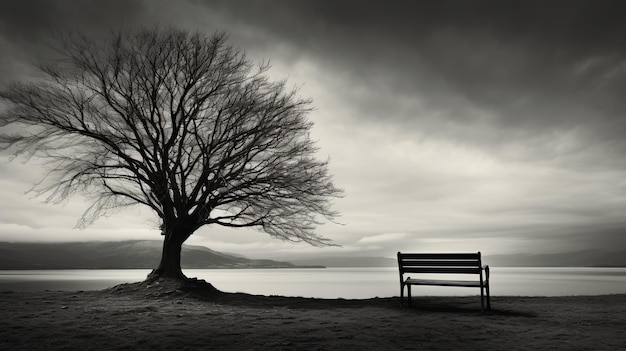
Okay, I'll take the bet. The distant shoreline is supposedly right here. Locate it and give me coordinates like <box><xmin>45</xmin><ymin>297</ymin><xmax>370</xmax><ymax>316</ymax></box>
<box><xmin>3</xmin><ymin>241</ymin><xmax>626</xmax><ymax>268</ymax></box>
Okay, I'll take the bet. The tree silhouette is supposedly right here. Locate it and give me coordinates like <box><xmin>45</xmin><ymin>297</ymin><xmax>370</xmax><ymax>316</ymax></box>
<box><xmin>0</xmin><ymin>28</ymin><xmax>342</xmax><ymax>281</ymax></box>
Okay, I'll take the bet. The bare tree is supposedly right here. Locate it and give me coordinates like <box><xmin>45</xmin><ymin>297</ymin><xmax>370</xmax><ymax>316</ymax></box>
<box><xmin>0</xmin><ymin>27</ymin><xmax>343</xmax><ymax>281</ymax></box>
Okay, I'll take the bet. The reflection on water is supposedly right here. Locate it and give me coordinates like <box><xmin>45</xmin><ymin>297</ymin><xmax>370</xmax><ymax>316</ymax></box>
<box><xmin>0</xmin><ymin>267</ymin><xmax>625</xmax><ymax>298</ymax></box>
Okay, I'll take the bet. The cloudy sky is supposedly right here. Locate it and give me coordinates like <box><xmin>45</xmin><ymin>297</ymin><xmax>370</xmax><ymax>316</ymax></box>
<box><xmin>1</xmin><ymin>0</ymin><xmax>626</xmax><ymax>260</ymax></box>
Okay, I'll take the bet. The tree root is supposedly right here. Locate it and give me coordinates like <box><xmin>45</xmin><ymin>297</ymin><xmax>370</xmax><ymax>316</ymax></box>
<box><xmin>107</xmin><ymin>275</ymin><xmax>223</xmax><ymax>300</ymax></box>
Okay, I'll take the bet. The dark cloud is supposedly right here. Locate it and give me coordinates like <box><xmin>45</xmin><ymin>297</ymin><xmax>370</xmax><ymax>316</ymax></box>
<box><xmin>196</xmin><ymin>0</ymin><xmax>626</xmax><ymax>162</ymax></box>
<box><xmin>0</xmin><ymin>0</ymin><xmax>145</xmax><ymax>40</ymax></box>
<box><xmin>0</xmin><ymin>0</ymin><xmax>147</xmax><ymax>85</ymax></box>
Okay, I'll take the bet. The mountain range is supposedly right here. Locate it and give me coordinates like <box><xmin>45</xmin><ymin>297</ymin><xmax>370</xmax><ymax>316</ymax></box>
<box><xmin>0</xmin><ymin>241</ymin><xmax>624</xmax><ymax>269</ymax></box>
<box><xmin>0</xmin><ymin>241</ymin><xmax>321</xmax><ymax>269</ymax></box>
<box><xmin>285</xmin><ymin>250</ymin><xmax>626</xmax><ymax>268</ymax></box>
<box><xmin>485</xmin><ymin>249</ymin><xmax>626</xmax><ymax>267</ymax></box>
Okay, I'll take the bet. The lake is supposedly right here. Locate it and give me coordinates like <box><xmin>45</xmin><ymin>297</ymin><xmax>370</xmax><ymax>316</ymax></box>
<box><xmin>1</xmin><ymin>267</ymin><xmax>625</xmax><ymax>298</ymax></box>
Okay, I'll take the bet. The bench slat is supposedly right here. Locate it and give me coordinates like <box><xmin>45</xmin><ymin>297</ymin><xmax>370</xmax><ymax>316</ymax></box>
<box><xmin>398</xmin><ymin>253</ymin><xmax>480</xmax><ymax>260</ymax></box>
<box><xmin>400</xmin><ymin>259</ymin><xmax>480</xmax><ymax>267</ymax></box>
<box><xmin>405</xmin><ymin>278</ymin><xmax>483</xmax><ymax>287</ymax></box>
<box><xmin>402</xmin><ymin>267</ymin><xmax>481</xmax><ymax>274</ymax></box>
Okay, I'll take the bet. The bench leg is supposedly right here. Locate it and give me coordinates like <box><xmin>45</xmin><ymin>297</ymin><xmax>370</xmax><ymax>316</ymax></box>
<box><xmin>480</xmin><ymin>286</ymin><xmax>485</xmax><ymax>312</ymax></box>
<box><xmin>407</xmin><ymin>285</ymin><xmax>412</xmax><ymax>307</ymax></box>
<box><xmin>400</xmin><ymin>283</ymin><xmax>404</xmax><ymax>306</ymax></box>
<box><xmin>486</xmin><ymin>284</ymin><xmax>491</xmax><ymax>310</ymax></box>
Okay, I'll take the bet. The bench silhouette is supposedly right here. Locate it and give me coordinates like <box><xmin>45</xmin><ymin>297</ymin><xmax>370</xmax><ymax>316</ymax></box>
<box><xmin>397</xmin><ymin>252</ymin><xmax>491</xmax><ymax>312</ymax></box>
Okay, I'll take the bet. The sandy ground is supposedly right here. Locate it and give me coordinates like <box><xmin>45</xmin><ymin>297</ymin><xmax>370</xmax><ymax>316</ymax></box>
<box><xmin>1</xmin><ymin>279</ymin><xmax>625</xmax><ymax>351</ymax></box>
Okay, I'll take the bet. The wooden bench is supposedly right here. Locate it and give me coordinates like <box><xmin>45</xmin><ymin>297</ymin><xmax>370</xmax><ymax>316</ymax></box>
<box><xmin>397</xmin><ymin>252</ymin><xmax>491</xmax><ymax>311</ymax></box>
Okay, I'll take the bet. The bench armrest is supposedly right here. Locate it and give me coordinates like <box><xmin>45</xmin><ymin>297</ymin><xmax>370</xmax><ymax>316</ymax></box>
<box><xmin>482</xmin><ymin>265</ymin><xmax>490</xmax><ymax>281</ymax></box>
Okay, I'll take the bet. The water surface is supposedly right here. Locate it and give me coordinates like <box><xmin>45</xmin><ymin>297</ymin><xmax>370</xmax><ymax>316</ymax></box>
<box><xmin>1</xmin><ymin>267</ymin><xmax>625</xmax><ymax>298</ymax></box>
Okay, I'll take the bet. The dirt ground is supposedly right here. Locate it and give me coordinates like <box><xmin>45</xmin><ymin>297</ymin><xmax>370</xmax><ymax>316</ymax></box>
<box><xmin>1</xmin><ymin>279</ymin><xmax>624</xmax><ymax>350</ymax></box>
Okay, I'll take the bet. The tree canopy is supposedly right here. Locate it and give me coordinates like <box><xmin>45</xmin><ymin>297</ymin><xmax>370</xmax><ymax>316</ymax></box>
<box><xmin>0</xmin><ymin>27</ymin><xmax>343</xmax><ymax>279</ymax></box>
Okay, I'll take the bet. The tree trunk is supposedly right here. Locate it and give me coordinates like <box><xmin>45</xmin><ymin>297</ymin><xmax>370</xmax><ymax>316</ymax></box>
<box><xmin>143</xmin><ymin>221</ymin><xmax>222</xmax><ymax>297</ymax></box>
<box><xmin>147</xmin><ymin>222</ymin><xmax>193</xmax><ymax>282</ymax></box>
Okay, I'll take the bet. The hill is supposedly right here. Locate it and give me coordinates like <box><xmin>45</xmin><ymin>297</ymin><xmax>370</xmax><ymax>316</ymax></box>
<box><xmin>290</xmin><ymin>256</ymin><xmax>398</xmax><ymax>267</ymax></box>
<box><xmin>484</xmin><ymin>249</ymin><xmax>626</xmax><ymax>267</ymax></box>
<box><xmin>289</xmin><ymin>250</ymin><xmax>626</xmax><ymax>267</ymax></box>
<box><xmin>0</xmin><ymin>241</ymin><xmax>322</xmax><ymax>269</ymax></box>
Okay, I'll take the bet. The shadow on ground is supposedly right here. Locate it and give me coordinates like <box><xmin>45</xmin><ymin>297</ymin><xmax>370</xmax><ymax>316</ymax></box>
<box><xmin>104</xmin><ymin>277</ymin><xmax>536</xmax><ymax>317</ymax></box>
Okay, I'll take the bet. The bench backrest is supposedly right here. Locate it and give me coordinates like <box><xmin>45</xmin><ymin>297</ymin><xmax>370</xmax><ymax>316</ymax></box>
<box><xmin>397</xmin><ymin>252</ymin><xmax>483</xmax><ymax>275</ymax></box>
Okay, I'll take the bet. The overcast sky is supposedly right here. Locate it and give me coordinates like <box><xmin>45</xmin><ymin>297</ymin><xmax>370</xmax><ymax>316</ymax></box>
<box><xmin>1</xmin><ymin>0</ymin><xmax>626</xmax><ymax>260</ymax></box>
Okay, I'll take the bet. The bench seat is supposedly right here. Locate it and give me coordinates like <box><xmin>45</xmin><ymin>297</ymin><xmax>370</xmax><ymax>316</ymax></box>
<box><xmin>404</xmin><ymin>278</ymin><xmax>483</xmax><ymax>287</ymax></box>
